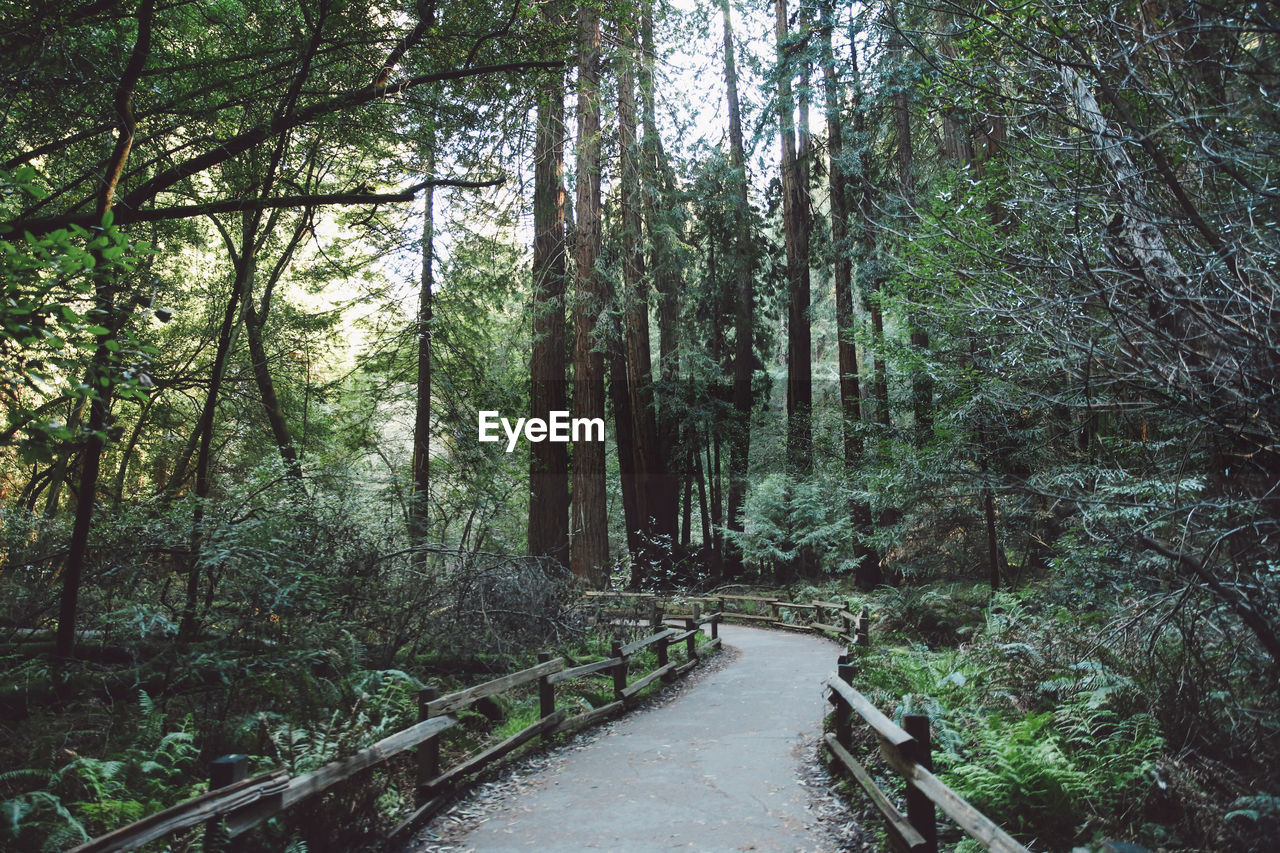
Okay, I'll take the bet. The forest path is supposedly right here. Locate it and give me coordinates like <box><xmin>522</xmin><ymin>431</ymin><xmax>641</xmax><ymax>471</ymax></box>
<box><xmin>404</xmin><ymin>625</ymin><xmax>846</xmax><ymax>852</ymax></box>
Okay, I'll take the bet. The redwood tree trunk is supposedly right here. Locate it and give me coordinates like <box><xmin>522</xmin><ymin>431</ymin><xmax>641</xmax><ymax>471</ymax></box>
<box><xmin>776</xmin><ymin>0</ymin><xmax>812</xmax><ymax>475</ymax></box>
<box><xmin>409</xmin><ymin>176</ymin><xmax>434</xmax><ymax>549</ymax></box>
<box><xmin>528</xmin><ymin>50</ymin><xmax>570</xmax><ymax>568</ymax></box>
<box><xmin>888</xmin><ymin>2</ymin><xmax>932</xmax><ymax>445</ymax></box>
<box><xmin>618</xmin><ymin>22</ymin><xmax>665</xmax><ymax>584</ymax></box>
<box><xmin>638</xmin><ymin>1</ymin><xmax>681</xmax><ymax>549</ymax></box>
<box><xmin>570</xmin><ymin>4</ymin><xmax>609</xmax><ymax>586</ymax></box>
<box><xmin>822</xmin><ymin>0</ymin><xmax>881</xmax><ymax>586</ymax></box>
<box><xmin>722</xmin><ymin>0</ymin><xmax>754</xmax><ymax>579</ymax></box>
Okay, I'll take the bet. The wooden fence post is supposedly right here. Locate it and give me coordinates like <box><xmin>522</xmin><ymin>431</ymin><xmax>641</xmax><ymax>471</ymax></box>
<box><xmin>611</xmin><ymin>641</ymin><xmax>628</xmax><ymax>700</ymax></box>
<box><xmin>649</xmin><ymin>602</ymin><xmax>662</xmax><ymax>631</ymax></box>
<box><xmin>204</xmin><ymin>754</ymin><xmax>246</xmax><ymax>853</ymax></box>
<box><xmin>835</xmin><ymin>659</ymin><xmax>854</xmax><ymax>751</ymax></box>
<box><xmin>770</xmin><ymin>600</ymin><xmax>780</xmax><ymax>621</ymax></box>
<box><xmin>537</xmin><ymin>651</ymin><xmax>556</xmax><ymax>742</ymax></box>
<box><xmin>684</xmin><ymin>617</ymin><xmax>698</xmax><ymax>661</ymax></box>
<box><xmin>903</xmin><ymin>713</ymin><xmax>938</xmax><ymax>853</ymax></box>
<box><xmin>856</xmin><ymin>605</ymin><xmax>870</xmax><ymax>647</ymax></box>
<box><xmin>692</xmin><ymin>602</ymin><xmax>701</xmax><ymax>621</ymax></box>
<box><xmin>710</xmin><ymin>612</ymin><xmax>719</xmax><ymax>640</ymax></box>
<box><xmin>417</xmin><ymin>686</ymin><xmax>441</xmax><ymax>804</ymax></box>
<box><xmin>657</xmin><ymin>629</ymin><xmax>673</xmax><ymax>681</ymax></box>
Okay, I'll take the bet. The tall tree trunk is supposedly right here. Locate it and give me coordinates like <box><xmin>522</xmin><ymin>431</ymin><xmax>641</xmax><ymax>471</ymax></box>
<box><xmin>179</xmin><ymin>230</ymin><xmax>256</xmax><ymax>639</ymax></box>
<box><xmin>528</xmin><ymin>52</ymin><xmax>571</xmax><ymax>567</ymax></box>
<box><xmin>637</xmin><ymin>2</ymin><xmax>681</xmax><ymax>549</ymax></box>
<box><xmin>776</xmin><ymin>0</ymin><xmax>813</xmax><ymax>475</ymax></box>
<box><xmin>888</xmin><ymin>2</ymin><xmax>932</xmax><ymax>445</ymax></box>
<box><xmin>695</xmin><ymin>433</ymin><xmax>711</xmax><ymax>571</ymax></box>
<box><xmin>680</xmin><ymin>442</ymin><xmax>693</xmax><ymax>548</ymax></box>
<box><xmin>570</xmin><ymin>3</ymin><xmax>609</xmax><ymax>586</ymax></box>
<box><xmin>409</xmin><ymin>166</ymin><xmax>434</xmax><ymax>550</ymax></box>
<box><xmin>56</xmin><ymin>0</ymin><xmax>154</xmax><ymax>659</ymax></box>
<box><xmin>618</xmin><ymin>21</ymin><xmax>665</xmax><ymax>584</ymax></box>
<box><xmin>708</xmin><ymin>427</ymin><xmax>724</xmax><ymax>579</ymax></box>
<box><xmin>243</xmin><ymin>209</ymin><xmax>309</xmax><ymax>484</ymax></box>
<box><xmin>847</xmin><ymin>25</ymin><xmax>891</xmax><ymax>432</ymax></box>
<box><xmin>721</xmin><ymin>0</ymin><xmax>754</xmax><ymax>579</ymax></box>
<box><xmin>42</xmin><ymin>399</ymin><xmax>84</xmax><ymax>518</ymax></box>
<box><xmin>822</xmin><ymin>0</ymin><xmax>881</xmax><ymax>587</ymax></box>
<box><xmin>609</xmin><ymin>314</ymin><xmax>642</xmax><ymax>561</ymax></box>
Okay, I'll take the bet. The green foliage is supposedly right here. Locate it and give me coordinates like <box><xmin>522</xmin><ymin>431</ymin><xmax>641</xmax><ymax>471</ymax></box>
<box><xmin>0</xmin><ymin>692</ymin><xmax>197</xmax><ymax>850</ymax></box>
<box><xmin>848</xmin><ymin>588</ymin><xmax>1167</xmax><ymax>849</ymax></box>
<box><xmin>730</xmin><ymin>473</ymin><xmax>851</xmax><ymax>573</ymax></box>
<box><xmin>264</xmin><ymin>669</ymin><xmax>420</xmax><ymax>773</ymax></box>
<box><xmin>0</xmin><ymin>169</ymin><xmax>157</xmax><ymax>462</ymax></box>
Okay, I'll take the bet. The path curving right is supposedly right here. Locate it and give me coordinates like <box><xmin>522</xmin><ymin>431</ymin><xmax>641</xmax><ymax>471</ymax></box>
<box><xmin>414</xmin><ymin>624</ymin><xmax>844</xmax><ymax>852</ymax></box>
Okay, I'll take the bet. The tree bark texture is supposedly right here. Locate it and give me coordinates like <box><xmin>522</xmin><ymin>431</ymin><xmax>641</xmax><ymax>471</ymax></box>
<box><xmin>775</xmin><ymin>0</ymin><xmax>812</xmax><ymax>475</ymax></box>
<box><xmin>528</xmin><ymin>54</ymin><xmax>571</xmax><ymax>568</ymax></box>
<box><xmin>722</xmin><ymin>0</ymin><xmax>754</xmax><ymax>575</ymax></box>
<box><xmin>570</xmin><ymin>4</ymin><xmax>609</xmax><ymax>586</ymax></box>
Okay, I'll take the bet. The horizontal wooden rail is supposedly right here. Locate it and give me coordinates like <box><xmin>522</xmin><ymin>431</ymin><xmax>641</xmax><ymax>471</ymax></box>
<box><xmin>620</xmin><ymin>662</ymin><xmax>676</xmax><ymax>700</ymax></box>
<box><xmin>553</xmin><ymin>699</ymin><xmax>624</xmax><ymax>736</ymax></box>
<box><xmin>825</xmin><ymin>675</ymin><xmax>915</xmax><ymax>749</ymax></box>
<box><xmin>69</xmin><ymin>772</ymin><xmax>289</xmax><ymax>853</ymax></box>
<box><xmin>548</xmin><ymin>656</ymin><xmax>622</xmax><ymax>684</ymax></box>
<box><xmin>280</xmin><ymin>715</ymin><xmax>457</xmax><ymax>809</ymax></box>
<box><xmin>426</xmin><ymin>658</ymin><xmax>564</xmax><ymax>716</ymax></box>
<box><xmin>424</xmin><ymin>710</ymin><xmax>566</xmax><ymax>791</ymax></box>
<box><xmin>718</xmin><ymin>611</ymin><xmax>779</xmax><ymax>622</ymax></box>
<box><xmin>621</xmin><ymin>627</ymin><xmax>678</xmax><ymax>656</ymax></box>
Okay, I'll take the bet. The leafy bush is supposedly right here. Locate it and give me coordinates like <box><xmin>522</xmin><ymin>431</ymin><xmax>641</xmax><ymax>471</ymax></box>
<box><xmin>1</xmin><ymin>692</ymin><xmax>197</xmax><ymax>851</ymax></box>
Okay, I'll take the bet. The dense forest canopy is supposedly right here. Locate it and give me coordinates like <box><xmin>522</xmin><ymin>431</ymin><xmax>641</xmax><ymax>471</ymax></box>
<box><xmin>1</xmin><ymin>0</ymin><xmax>1277</xmax><ymax>849</ymax></box>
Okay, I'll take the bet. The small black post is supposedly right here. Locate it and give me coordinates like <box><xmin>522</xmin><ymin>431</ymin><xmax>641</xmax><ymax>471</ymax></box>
<box><xmin>856</xmin><ymin>604</ymin><xmax>870</xmax><ymax>647</ymax></box>
<box><xmin>611</xmin><ymin>640</ymin><xmax>628</xmax><ymax>700</ymax></box>
<box><xmin>904</xmin><ymin>713</ymin><xmax>938</xmax><ymax>853</ymax></box>
<box><xmin>537</xmin><ymin>651</ymin><xmax>556</xmax><ymax>741</ymax></box>
<box><xmin>835</xmin><ymin>659</ymin><xmax>854</xmax><ymax>750</ymax></box>
<box><xmin>417</xmin><ymin>686</ymin><xmax>441</xmax><ymax>804</ymax></box>
<box><xmin>684</xmin><ymin>617</ymin><xmax>698</xmax><ymax>661</ymax></box>
<box><xmin>205</xmin><ymin>754</ymin><xmax>247</xmax><ymax>852</ymax></box>
<box><xmin>710</xmin><ymin>613</ymin><xmax>719</xmax><ymax>640</ymax></box>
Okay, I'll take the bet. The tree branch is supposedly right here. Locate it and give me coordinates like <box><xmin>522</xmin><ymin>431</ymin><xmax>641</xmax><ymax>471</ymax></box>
<box><xmin>6</xmin><ymin>178</ymin><xmax>505</xmax><ymax>231</ymax></box>
<box><xmin>4</xmin><ymin>57</ymin><xmax>555</xmax><ymax>235</ymax></box>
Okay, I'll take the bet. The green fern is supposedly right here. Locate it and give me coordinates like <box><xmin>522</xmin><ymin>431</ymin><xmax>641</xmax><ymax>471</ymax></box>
<box><xmin>946</xmin><ymin>712</ymin><xmax>1091</xmax><ymax>838</ymax></box>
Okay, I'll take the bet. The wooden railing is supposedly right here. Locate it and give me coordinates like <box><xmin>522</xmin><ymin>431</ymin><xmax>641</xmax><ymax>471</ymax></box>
<box><xmin>824</xmin><ymin>653</ymin><xmax>1030</xmax><ymax>853</ymax></box>
<box><xmin>584</xmin><ymin>589</ymin><xmax>870</xmax><ymax>647</ymax></box>
<box><xmin>68</xmin><ymin>613</ymin><xmax>723</xmax><ymax>853</ymax></box>
<box><xmin>699</xmin><ymin>593</ymin><xmax>869</xmax><ymax>647</ymax></box>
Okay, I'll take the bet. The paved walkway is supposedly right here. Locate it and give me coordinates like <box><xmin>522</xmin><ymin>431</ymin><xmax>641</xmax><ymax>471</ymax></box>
<box><xmin>419</xmin><ymin>625</ymin><xmax>842</xmax><ymax>852</ymax></box>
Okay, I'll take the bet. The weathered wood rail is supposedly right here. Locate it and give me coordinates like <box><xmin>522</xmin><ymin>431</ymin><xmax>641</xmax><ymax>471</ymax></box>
<box><xmin>68</xmin><ymin>613</ymin><xmax>723</xmax><ymax>853</ymax></box>
<box><xmin>824</xmin><ymin>653</ymin><xmax>1031</xmax><ymax>853</ymax></box>
<box><xmin>586</xmin><ymin>589</ymin><xmax>870</xmax><ymax>647</ymax></box>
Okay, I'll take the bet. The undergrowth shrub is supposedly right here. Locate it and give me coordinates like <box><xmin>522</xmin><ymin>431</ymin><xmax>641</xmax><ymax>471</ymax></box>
<box><xmin>1</xmin><ymin>692</ymin><xmax>197</xmax><ymax>852</ymax></box>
